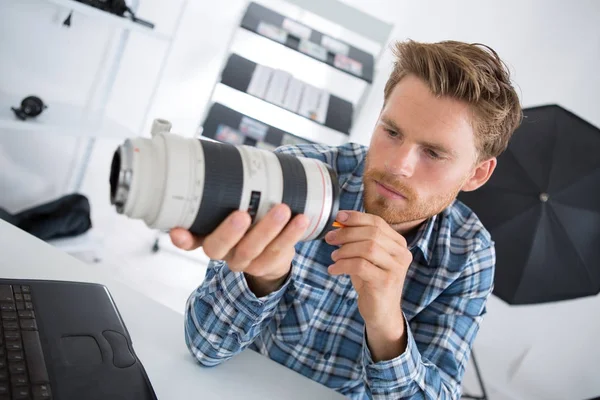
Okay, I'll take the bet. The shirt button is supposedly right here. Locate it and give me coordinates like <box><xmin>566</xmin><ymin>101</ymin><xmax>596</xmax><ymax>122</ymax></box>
<box><xmin>346</xmin><ymin>298</ymin><xmax>355</xmax><ymax>306</ymax></box>
<box><xmin>323</xmin><ymin>352</ymin><xmax>331</xmax><ymax>360</ymax></box>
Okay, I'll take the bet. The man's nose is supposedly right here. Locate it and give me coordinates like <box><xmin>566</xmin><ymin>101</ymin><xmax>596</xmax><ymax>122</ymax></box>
<box><xmin>385</xmin><ymin>144</ymin><xmax>417</xmax><ymax>178</ymax></box>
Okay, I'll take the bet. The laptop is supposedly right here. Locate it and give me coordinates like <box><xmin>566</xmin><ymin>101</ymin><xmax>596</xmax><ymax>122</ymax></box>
<box><xmin>0</xmin><ymin>278</ymin><xmax>157</xmax><ymax>400</ymax></box>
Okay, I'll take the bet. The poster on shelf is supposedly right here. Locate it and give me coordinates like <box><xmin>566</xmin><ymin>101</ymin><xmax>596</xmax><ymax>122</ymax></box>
<box><xmin>315</xmin><ymin>91</ymin><xmax>330</xmax><ymax>125</ymax></box>
<box><xmin>321</xmin><ymin>35</ymin><xmax>350</xmax><ymax>56</ymax></box>
<box><xmin>298</xmin><ymin>84</ymin><xmax>328</xmax><ymax>124</ymax></box>
<box><xmin>264</xmin><ymin>69</ymin><xmax>292</xmax><ymax>107</ymax></box>
<box><xmin>257</xmin><ymin>21</ymin><xmax>288</xmax><ymax>44</ymax></box>
<box><xmin>282</xmin><ymin>77</ymin><xmax>304</xmax><ymax>113</ymax></box>
<box><xmin>333</xmin><ymin>54</ymin><xmax>363</xmax><ymax>76</ymax></box>
<box><xmin>247</xmin><ymin>64</ymin><xmax>274</xmax><ymax>99</ymax></box>
<box><xmin>239</xmin><ymin>116</ymin><xmax>268</xmax><ymax>141</ymax></box>
<box><xmin>282</xmin><ymin>18</ymin><xmax>312</xmax><ymax>39</ymax></box>
<box><xmin>215</xmin><ymin>124</ymin><xmax>245</xmax><ymax>145</ymax></box>
<box><xmin>298</xmin><ymin>39</ymin><xmax>328</xmax><ymax>62</ymax></box>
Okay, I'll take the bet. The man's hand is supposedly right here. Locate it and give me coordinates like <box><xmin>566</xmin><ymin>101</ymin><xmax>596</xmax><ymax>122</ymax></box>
<box><xmin>170</xmin><ymin>204</ymin><xmax>309</xmax><ymax>297</ymax></box>
<box><xmin>325</xmin><ymin>211</ymin><xmax>413</xmax><ymax>362</ymax></box>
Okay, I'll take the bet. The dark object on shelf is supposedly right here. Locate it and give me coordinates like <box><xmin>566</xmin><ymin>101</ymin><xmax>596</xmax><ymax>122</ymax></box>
<box><xmin>202</xmin><ymin>102</ymin><xmax>312</xmax><ymax>148</ymax></box>
<box><xmin>458</xmin><ymin>104</ymin><xmax>600</xmax><ymax>305</ymax></box>
<box><xmin>241</xmin><ymin>2</ymin><xmax>374</xmax><ymax>83</ymax></box>
<box><xmin>221</xmin><ymin>54</ymin><xmax>353</xmax><ymax>134</ymax></box>
<box><xmin>74</xmin><ymin>0</ymin><xmax>155</xmax><ymax>28</ymax></box>
<box><xmin>0</xmin><ymin>193</ymin><xmax>92</xmax><ymax>241</ymax></box>
<box><xmin>11</xmin><ymin>95</ymin><xmax>47</xmax><ymax>121</ymax></box>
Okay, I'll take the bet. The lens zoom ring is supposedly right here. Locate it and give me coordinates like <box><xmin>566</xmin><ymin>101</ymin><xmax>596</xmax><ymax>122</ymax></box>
<box><xmin>190</xmin><ymin>140</ymin><xmax>244</xmax><ymax>236</ymax></box>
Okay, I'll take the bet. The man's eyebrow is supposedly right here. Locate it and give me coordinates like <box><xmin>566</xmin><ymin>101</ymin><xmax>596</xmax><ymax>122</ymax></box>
<box><xmin>380</xmin><ymin>116</ymin><xmax>403</xmax><ymax>135</ymax></box>
<box><xmin>380</xmin><ymin>116</ymin><xmax>457</xmax><ymax>158</ymax></box>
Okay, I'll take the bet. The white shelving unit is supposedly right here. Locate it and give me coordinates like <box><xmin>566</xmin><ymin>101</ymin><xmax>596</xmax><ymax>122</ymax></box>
<box><xmin>1</xmin><ymin>0</ymin><xmax>188</xmax><ymax>261</ymax></box>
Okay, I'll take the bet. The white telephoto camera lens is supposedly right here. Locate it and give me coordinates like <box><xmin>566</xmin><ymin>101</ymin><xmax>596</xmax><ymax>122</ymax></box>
<box><xmin>109</xmin><ymin>120</ymin><xmax>340</xmax><ymax>242</ymax></box>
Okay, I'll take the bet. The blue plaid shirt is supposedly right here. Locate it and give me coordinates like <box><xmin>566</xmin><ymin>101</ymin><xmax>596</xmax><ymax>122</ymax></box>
<box><xmin>184</xmin><ymin>143</ymin><xmax>495</xmax><ymax>399</ymax></box>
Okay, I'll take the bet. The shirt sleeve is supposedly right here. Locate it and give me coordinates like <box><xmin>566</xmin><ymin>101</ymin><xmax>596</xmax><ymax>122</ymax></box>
<box><xmin>184</xmin><ymin>259</ymin><xmax>292</xmax><ymax>367</ymax></box>
<box><xmin>362</xmin><ymin>243</ymin><xmax>496</xmax><ymax>399</ymax></box>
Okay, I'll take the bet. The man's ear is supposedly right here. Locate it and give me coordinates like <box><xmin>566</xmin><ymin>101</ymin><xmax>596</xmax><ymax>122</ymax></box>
<box><xmin>461</xmin><ymin>157</ymin><xmax>497</xmax><ymax>192</ymax></box>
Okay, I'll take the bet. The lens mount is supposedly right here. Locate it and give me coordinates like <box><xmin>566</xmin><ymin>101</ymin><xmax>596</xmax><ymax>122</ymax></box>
<box><xmin>110</xmin><ymin>141</ymin><xmax>134</xmax><ymax>213</ymax></box>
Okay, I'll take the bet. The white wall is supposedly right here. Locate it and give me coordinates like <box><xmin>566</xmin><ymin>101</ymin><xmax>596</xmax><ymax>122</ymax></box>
<box><xmin>1</xmin><ymin>0</ymin><xmax>599</xmax><ymax>398</ymax></box>
<box><xmin>348</xmin><ymin>0</ymin><xmax>600</xmax><ymax>145</ymax></box>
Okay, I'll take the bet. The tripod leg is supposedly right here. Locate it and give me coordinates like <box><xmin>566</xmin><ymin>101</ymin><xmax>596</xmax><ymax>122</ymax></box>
<box><xmin>472</xmin><ymin>350</ymin><xmax>488</xmax><ymax>400</ymax></box>
<box><xmin>152</xmin><ymin>236</ymin><xmax>160</xmax><ymax>253</ymax></box>
<box><xmin>461</xmin><ymin>349</ymin><xmax>488</xmax><ymax>400</ymax></box>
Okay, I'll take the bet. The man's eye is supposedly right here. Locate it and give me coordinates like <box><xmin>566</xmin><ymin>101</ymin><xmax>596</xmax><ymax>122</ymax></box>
<box><xmin>425</xmin><ymin>149</ymin><xmax>442</xmax><ymax>159</ymax></box>
<box><xmin>385</xmin><ymin>129</ymin><xmax>398</xmax><ymax>138</ymax></box>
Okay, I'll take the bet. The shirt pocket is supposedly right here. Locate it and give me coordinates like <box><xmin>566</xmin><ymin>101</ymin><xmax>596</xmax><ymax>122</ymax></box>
<box><xmin>268</xmin><ymin>280</ymin><xmax>324</xmax><ymax>348</ymax></box>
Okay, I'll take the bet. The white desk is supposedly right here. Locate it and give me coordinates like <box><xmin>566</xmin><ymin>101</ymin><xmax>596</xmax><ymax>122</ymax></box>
<box><xmin>0</xmin><ymin>219</ymin><xmax>345</xmax><ymax>399</ymax></box>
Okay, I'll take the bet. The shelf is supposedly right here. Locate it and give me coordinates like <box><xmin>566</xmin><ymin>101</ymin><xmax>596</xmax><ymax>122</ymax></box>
<box><xmin>240</xmin><ymin>2</ymin><xmax>375</xmax><ymax>83</ymax></box>
<box><xmin>0</xmin><ymin>91</ymin><xmax>134</xmax><ymax>139</ymax></box>
<box><xmin>221</xmin><ymin>54</ymin><xmax>353</xmax><ymax>134</ymax></box>
<box><xmin>44</xmin><ymin>0</ymin><xmax>170</xmax><ymax>41</ymax></box>
<box><xmin>200</xmin><ymin>102</ymin><xmax>315</xmax><ymax>149</ymax></box>
<box><xmin>210</xmin><ymin>85</ymin><xmax>350</xmax><ymax>146</ymax></box>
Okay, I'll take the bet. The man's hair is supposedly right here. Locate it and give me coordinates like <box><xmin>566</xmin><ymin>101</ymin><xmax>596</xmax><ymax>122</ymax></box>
<box><xmin>383</xmin><ymin>40</ymin><xmax>522</xmax><ymax>160</ymax></box>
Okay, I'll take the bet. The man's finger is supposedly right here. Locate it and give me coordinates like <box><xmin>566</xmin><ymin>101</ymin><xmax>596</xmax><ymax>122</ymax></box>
<box><xmin>227</xmin><ymin>204</ymin><xmax>293</xmax><ymax>269</ymax></box>
<box><xmin>330</xmin><ymin>240</ymin><xmax>399</xmax><ymax>271</ymax></box>
<box><xmin>170</xmin><ymin>228</ymin><xmax>204</xmax><ymax>251</ymax></box>
<box><xmin>245</xmin><ymin>214</ymin><xmax>309</xmax><ymax>275</ymax></box>
<box><xmin>327</xmin><ymin>258</ymin><xmax>386</xmax><ymax>283</ymax></box>
<box><xmin>262</xmin><ymin>213</ymin><xmax>309</xmax><ymax>253</ymax></box>
<box><xmin>334</xmin><ymin>210</ymin><xmax>407</xmax><ymax>246</ymax></box>
<box><xmin>201</xmin><ymin>211</ymin><xmax>252</xmax><ymax>260</ymax></box>
<box><xmin>325</xmin><ymin>226</ymin><xmax>400</xmax><ymax>255</ymax></box>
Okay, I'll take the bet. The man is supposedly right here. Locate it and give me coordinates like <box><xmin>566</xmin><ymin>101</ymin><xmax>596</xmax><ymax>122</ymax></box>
<box><xmin>171</xmin><ymin>39</ymin><xmax>522</xmax><ymax>399</ymax></box>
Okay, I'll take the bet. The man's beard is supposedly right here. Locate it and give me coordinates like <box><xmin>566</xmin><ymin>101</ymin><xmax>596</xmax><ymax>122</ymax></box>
<box><xmin>362</xmin><ymin>158</ymin><xmax>462</xmax><ymax>226</ymax></box>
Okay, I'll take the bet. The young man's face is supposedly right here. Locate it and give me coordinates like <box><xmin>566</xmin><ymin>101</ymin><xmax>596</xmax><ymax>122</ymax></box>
<box><xmin>364</xmin><ymin>74</ymin><xmax>495</xmax><ymax>231</ymax></box>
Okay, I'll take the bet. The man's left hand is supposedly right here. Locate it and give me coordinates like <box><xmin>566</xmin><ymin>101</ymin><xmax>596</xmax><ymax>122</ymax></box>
<box><xmin>325</xmin><ymin>210</ymin><xmax>413</xmax><ymax>361</ymax></box>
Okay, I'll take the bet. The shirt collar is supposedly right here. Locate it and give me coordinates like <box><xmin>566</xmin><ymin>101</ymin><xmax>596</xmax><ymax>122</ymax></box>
<box><xmin>407</xmin><ymin>214</ymin><xmax>438</xmax><ymax>265</ymax></box>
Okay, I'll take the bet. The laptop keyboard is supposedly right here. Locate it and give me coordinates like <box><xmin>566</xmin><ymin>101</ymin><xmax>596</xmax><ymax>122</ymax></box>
<box><xmin>0</xmin><ymin>285</ymin><xmax>52</xmax><ymax>400</ymax></box>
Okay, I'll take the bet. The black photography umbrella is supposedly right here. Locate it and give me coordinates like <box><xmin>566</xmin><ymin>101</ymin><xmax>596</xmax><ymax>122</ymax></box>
<box><xmin>458</xmin><ymin>104</ymin><xmax>600</xmax><ymax>305</ymax></box>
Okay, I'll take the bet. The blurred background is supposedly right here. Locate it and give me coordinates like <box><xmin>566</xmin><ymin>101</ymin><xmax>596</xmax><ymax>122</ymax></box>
<box><xmin>1</xmin><ymin>0</ymin><xmax>599</xmax><ymax>399</ymax></box>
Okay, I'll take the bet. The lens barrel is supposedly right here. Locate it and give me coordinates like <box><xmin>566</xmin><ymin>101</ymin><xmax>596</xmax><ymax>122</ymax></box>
<box><xmin>110</xmin><ymin>131</ymin><xmax>340</xmax><ymax>242</ymax></box>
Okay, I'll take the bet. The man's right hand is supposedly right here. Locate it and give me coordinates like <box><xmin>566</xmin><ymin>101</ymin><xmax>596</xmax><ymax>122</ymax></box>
<box><xmin>169</xmin><ymin>204</ymin><xmax>309</xmax><ymax>297</ymax></box>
